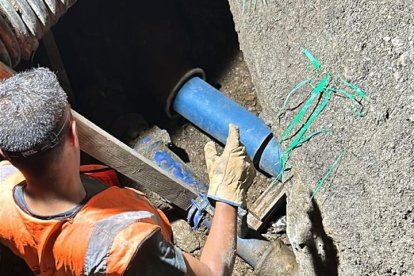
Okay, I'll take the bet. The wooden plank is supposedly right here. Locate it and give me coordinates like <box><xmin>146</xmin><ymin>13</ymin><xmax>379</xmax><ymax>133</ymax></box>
<box><xmin>73</xmin><ymin>110</ymin><xmax>196</xmax><ymax>211</ymax></box>
<box><xmin>246</xmin><ymin>211</ymin><xmax>263</xmax><ymax>230</ymax></box>
<box><xmin>247</xmin><ymin>182</ymin><xmax>286</xmax><ymax>231</ymax></box>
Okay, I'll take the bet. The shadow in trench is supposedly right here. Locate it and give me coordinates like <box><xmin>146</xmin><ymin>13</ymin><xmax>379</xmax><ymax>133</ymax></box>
<box><xmin>307</xmin><ymin>199</ymin><xmax>339</xmax><ymax>276</ymax></box>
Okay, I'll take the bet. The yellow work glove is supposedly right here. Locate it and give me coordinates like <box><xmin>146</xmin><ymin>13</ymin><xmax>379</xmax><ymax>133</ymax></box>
<box><xmin>204</xmin><ymin>124</ymin><xmax>255</xmax><ymax>207</ymax></box>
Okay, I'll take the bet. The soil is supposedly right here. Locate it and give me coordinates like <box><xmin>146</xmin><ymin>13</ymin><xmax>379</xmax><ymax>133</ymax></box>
<box><xmin>228</xmin><ymin>0</ymin><xmax>414</xmax><ymax>275</ymax></box>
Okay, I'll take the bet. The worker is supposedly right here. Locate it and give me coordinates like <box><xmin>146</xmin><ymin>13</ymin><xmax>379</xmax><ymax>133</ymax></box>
<box><xmin>0</xmin><ymin>68</ymin><xmax>255</xmax><ymax>275</ymax></box>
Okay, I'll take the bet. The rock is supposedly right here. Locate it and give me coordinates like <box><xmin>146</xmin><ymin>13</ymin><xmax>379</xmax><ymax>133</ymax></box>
<box><xmin>285</xmin><ymin>172</ymin><xmax>341</xmax><ymax>276</ymax></box>
<box><xmin>391</xmin><ymin>37</ymin><xmax>405</xmax><ymax>54</ymax></box>
<box><xmin>254</xmin><ymin>240</ymin><xmax>298</xmax><ymax>276</ymax></box>
<box><xmin>227</xmin><ymin>1</ymin><xmax>414</xmax><ymax>274</ymax></box>
<box><xmin>110</xmin><ymin>113</ymin><xmax>148</xmax><ymax>145</ymax></box>
<box><xmin>271</xmin><ymin>216</ymin><xmax>287</xmax><ymax>235</ymax></box>
<box><xmin>394</xmin><ymin>71</ymin><xmax>402</xmax><ymax>82</ymax></box>
<box><xmin>391</xmin><ymin>37</ymin><xmax>404</xmax><ymax>47</ymax></box>
<box><xmin>171</xmin><ymin>219</ymin><xmax>201</xmax><ymax>253</ymax></box>
<box><xmin>399</xmin><ymin>51</ymin><xmax>412</xmax><ymax>67</ymax></box>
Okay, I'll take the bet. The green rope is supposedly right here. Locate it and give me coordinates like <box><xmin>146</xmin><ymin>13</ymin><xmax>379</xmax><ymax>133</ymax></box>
<box><xmin>276</xmin><ymin>78</ymin><xmax>312</xmax><ymax>119</ymax></box>
<box><xmin>242</xmin><ymin>0</ymin><xmax>267</xmax><ymax>13</ymax></box>
<box><xmin>274</xmin><ymin>49</ymin><xmax>368</xmax><ymax>184</ymax></box>
<box><xmin>299</xmin><ymin>128</ymin><xmax>331</xmax><ymax>144</ymax></box>
<box><xmin>242</xmin><ymin>0</ymin><xmax>247</xmax><ymax>14</ymax></box>
<box><xmin>340</xmin><ymin>77</ymin><xmax>367</xmax><ymax>98</ymax></box>
<box><xmin>302</xmin><ymin>48</ymin><xmax>322</xmax><ymax>71</ymax></box>
<box><xmin>282</xmin><ymin>89</ymin><xmax>332</xmax><ymax>168</ymax></box>
<box><xmin>311</xmin><ymin>150</ymin><xmax>347</xmax><ymax>199</ymax></box>
<box><xmin>281</xmin><ymin>74</ymin><xmax>330</xmax><ymax>141</ymax></box>
<box><xmin>328</xmin><ymin>87</ymin><xmax>367</xmax><ymax>117</ymax></box>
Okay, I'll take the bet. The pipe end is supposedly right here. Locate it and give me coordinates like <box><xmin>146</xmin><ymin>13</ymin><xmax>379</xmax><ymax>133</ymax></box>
<box><xmin>259</xmin><ymin>137</ymin><xmax>283</xmax><ymax>178</ymax></box>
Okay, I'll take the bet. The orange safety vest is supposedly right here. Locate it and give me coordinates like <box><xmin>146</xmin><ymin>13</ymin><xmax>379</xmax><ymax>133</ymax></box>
<box><xmin>0</xmin><ymin>162</ymin><xmax>173</xmax><ymax>275</ymax></box>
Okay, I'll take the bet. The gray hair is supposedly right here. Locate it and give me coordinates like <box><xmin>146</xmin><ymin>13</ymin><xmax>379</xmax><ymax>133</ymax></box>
<box><xmin>0</xmin><ymin>67</ymin><xmax>67</xmax><ymax>153</ymax></box>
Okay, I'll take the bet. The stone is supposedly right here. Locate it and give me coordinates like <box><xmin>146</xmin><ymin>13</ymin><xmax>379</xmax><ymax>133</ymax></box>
<box><xmin>171</xmin><ymin>219</ymin><xmax>201</xmax><ymax>253</ymax></box>
<box><xmin>227</xmin><ymin>1</ymin><xmax>414</xmax><ymax>274</ymax></box>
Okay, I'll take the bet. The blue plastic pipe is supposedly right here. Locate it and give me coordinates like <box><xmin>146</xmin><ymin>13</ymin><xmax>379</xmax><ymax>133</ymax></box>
<box><xmin>173</xmin><ymin>77</ymin><xmax>282</xmax><ymax>177</ymax></box>
<box><xmin>133</xmin><ymin>130</ymin><xmax>208</xmax><ymax>195</ymax></box>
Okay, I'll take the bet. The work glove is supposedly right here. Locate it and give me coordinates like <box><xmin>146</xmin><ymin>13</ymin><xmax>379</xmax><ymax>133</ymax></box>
<box><xmin>204</xmin><ymin>124</ymin><xmax>255</xmax><ymax>207</ymax></box>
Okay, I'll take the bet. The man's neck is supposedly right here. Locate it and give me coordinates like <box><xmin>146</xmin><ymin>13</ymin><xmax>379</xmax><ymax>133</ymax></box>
<box><xmin>23</xmin><ymin>168</ymin><xmax>86</xmax><ymax>216</ymax></box>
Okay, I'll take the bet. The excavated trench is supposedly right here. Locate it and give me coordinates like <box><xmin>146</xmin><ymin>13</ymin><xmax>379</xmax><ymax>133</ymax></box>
<box><xmin>0</xmin><ymin>1</ymin><xmax>300</xmax><ymax>275</ymax></box>
<box><xmin>5</xmin><ymin>0</ymin><xmax>410</xmax><ymax>275</ymax></box>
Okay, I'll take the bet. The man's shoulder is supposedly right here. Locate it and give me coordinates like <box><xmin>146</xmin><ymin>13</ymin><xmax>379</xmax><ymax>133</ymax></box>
<box><xmin>125</xmin><ymin>230</ymin><xmax>187</xmax><ymax>276</ymax></box>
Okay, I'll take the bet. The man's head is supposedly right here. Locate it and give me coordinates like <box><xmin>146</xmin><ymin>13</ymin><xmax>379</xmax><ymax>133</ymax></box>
<box><xmin>0</xmin><ymin>67</ymin><xmax>77</xmax><ymax>173</ymax></box>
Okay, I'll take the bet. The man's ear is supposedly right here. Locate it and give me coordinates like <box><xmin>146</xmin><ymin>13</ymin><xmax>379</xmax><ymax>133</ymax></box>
<box><xmin>69</xmin><ymin>120</ymin><xmax>79</xmax><ymax>149</ymax></box>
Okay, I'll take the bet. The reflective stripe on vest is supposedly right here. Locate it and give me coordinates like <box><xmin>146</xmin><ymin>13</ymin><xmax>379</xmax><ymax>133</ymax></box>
<box><xmin>83</xmin><ymin>211</ymin><xmax>155</xmax><ymax>275</ymax></box>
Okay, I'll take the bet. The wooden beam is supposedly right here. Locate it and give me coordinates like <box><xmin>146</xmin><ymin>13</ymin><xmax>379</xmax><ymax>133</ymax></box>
<box><xmin>247</xmin><ymin>182</ymin><xmax>286</xmax><ymax>231</ymax></box>
<box><xmin>73</xmin><ymin>110</ymin><xmax>196</xmax><ymax>211</ymax></box>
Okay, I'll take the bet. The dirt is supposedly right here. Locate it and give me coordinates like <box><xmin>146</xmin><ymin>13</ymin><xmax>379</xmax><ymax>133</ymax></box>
<box><xmin>228</xmin><ymin>0</ymin><xmax>414</xmax><ymax>275</ymax></box>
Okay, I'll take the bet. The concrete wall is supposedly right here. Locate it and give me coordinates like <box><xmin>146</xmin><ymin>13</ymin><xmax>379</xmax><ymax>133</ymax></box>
<box><xmin>228</xmin><ymin>0</ymin><xmax>413</xmax><ymax>275</ymax></box>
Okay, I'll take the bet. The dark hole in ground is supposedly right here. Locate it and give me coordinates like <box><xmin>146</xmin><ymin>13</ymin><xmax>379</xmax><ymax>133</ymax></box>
<box><xmin>41</xmin><ymin>0</ymin><xmax>239</xmax><ymax>132</ymax></box>
<box><xmin>0</xmin><ymin>1</ymin><xmax>296</xmax><ymax>274</ymax></box>
<box><xmin>28</xmin><ymin>0</ymin><xmax>288</xmax><ymax>235</ymax></box>
<box><xmin>0</xmin><ymin>2</ymin><xmax>241</xmax><ymax>274</ymax></box>
<box><xmin>13</xmin><ymin>0</ymin><xmax>298</xmax><ymax>272</ymax></box>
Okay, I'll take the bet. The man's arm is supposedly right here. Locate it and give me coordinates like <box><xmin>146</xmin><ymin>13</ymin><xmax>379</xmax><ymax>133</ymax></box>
<box><xmin>183</xmin><ymin>202</ymin><xmax>237</xmax><ymax>276</ymax></box>
<box><xmin>183</xmin><ymin>124</ymin><xmax>255</xmax><ymax>276</ymax></box>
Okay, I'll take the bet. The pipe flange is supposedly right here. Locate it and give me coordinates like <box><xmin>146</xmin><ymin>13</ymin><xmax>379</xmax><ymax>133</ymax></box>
<box><xmin>43</xmin><ymin>0</ymin><xmax>59</xmax><ymax>18</ymax></box>
<box><xmin>0</xmin><ymin>38</ymin><xmax>11</xmax><ymax>66</ymax></box>
<box><xmin>13</xmin><ymin>0</ymin><xmax>43</xmax><ymax>37</ymax></box>
<box><xmin>166</xmin><ymin>67</ymin><xmax>205</xmax><ymax>118</ymax></box>
<box><xmin>26</xmin><ymin>0</ymin><xmax>49</xmax><ymax>28</ymax></box>
<box><xmin>0</xmin><ymin>0</ymin><xmax>38</xmax><ymax>59</ymax></box>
